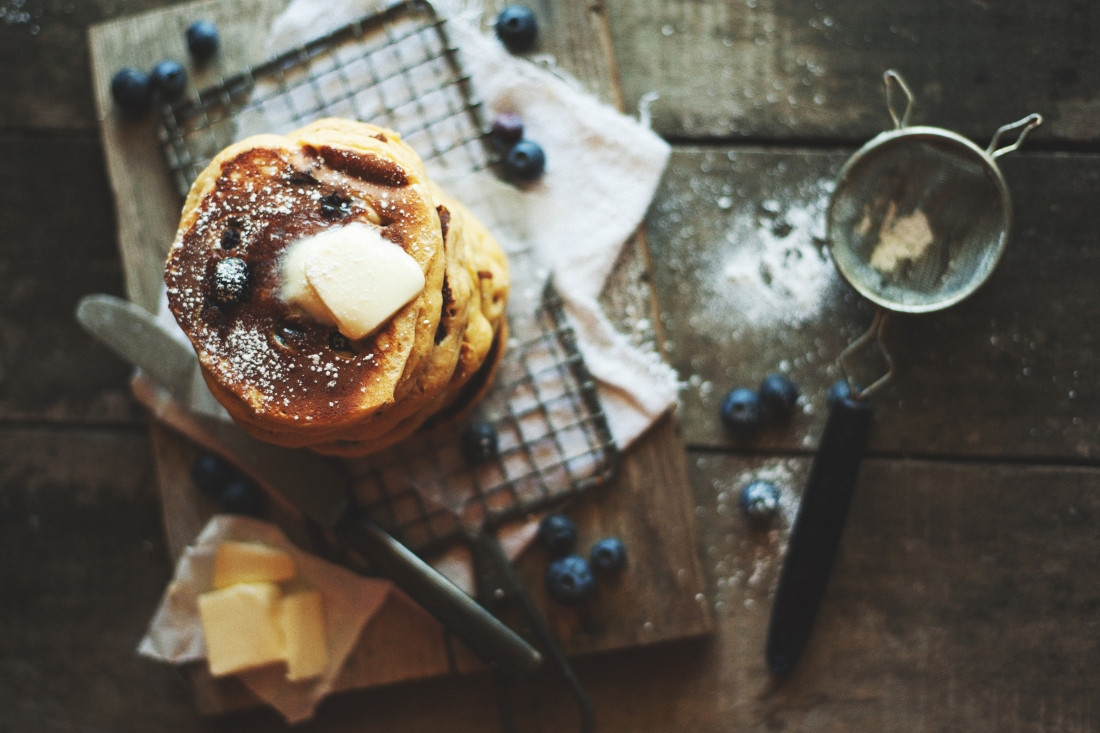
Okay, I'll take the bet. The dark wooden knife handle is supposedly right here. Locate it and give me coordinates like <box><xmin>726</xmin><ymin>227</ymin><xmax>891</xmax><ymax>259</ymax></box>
<box><xmin>340</xmin><ymin>515</ymin><xmax>543</xmax><ymax>676</ymax></box>
<box><xmin>765</xmin><ymin>396</ymin><xmax>873</xmax><ymax>675</ymax></box>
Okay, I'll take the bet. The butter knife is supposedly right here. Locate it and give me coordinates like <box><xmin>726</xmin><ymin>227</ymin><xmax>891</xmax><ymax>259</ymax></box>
<box><xmin>76</xmin><ymin>293</ymin><xmax>542</xmax><ymax>675</ymax></box>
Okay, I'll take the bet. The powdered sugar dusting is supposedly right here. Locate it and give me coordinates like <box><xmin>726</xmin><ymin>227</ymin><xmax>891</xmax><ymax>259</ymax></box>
<box><xmin>164</xmin><ymin>142</ymin><xmax>443</xmax><ymax>426</ymax></box>
<box><xmin>718</xmin><ymin>185</ymin><xmax>835</xmax><ymax>328</ymax></box>
<box><xmin>219</xmin><ymin>322</ymin><xmax>292</xmax><ymax>404</ymax></box>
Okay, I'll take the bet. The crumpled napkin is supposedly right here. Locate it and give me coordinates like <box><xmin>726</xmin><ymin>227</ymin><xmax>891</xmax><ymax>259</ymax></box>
<box><xmin>138</xmin><ymin>515</ymin><xmax>391</xmax><ymax>723</ymax></box>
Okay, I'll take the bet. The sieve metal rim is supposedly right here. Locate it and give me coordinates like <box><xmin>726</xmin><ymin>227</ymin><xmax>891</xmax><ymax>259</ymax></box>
<box><xmin>825</xmin><ymin>125</ymin><xmax>1013</xmax><ymax>315</ymax></box>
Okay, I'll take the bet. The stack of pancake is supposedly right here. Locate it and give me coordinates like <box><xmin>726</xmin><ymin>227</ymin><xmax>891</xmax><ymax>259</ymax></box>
<box><xmin>165</xmin><ymin>119</ymin><xmax>508</xmax><ymax>456</ymax></box>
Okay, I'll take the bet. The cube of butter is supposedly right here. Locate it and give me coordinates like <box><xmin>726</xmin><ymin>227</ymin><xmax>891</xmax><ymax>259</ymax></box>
<box><xmin>282</xmin><ymin>222</ymin><xmax>426</xmax><ymax>341</ymax></box>
<box><xmin>278</xmin><ymin>590</ymin><xmax>329</xmax><ymax>681</ymax></box>
<box><xmin>213</xmin><ymin>541</ymin><xmax>296</xmax><ymax>588</ymax></box>
<box><xmin>198</xmin><ymin>582</ymin><xmax>285</xmax><ymax>677</ymax></box>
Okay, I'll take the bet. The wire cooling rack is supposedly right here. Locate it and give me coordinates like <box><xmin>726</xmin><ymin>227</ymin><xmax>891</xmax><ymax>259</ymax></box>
<box><xmin>156</xmin><ymin>0</ymin><xmax>619</xmax><ymax>557</ymax></box>
<box><xmin>347</xmin><ymin>283</ymin><xmax>617</xmax><ymax>556</ymax></box>
<box><xmin>159</xmin><ymin>0</ymin><xmax>495</xmax><ymax>198</ymax></box>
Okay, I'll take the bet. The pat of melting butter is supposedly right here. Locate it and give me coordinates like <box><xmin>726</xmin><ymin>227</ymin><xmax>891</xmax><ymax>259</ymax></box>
<box><xmin>281</xmin><ymin>222</ymin><xmax>425</xmax><ymax>340</ymax></box>
<box><xmin>213</xmin><ymin>541</ymin><xmax>297</xmax><ymax>589</ymax></box>
<box><xmin>198</xmin><ymin>582</ymin><xmax>285</xmax><ymax>677</ymax></box>
<box><xmin>279</xmin><ymin>590</ymin><xmax>329</xmax><ymax>681</ymax></box>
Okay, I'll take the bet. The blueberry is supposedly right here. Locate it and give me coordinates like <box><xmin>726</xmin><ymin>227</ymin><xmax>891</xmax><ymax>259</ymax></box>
<box><xmin>503</xmin><ymin>139</ymin><xmax>545</xmax><ymax>181</ymax></box>
<box><xmin>719</xmin><ymin>387</ymin><xmax>763</xmax><ymax>433</ymax></box>
<box><xmin>274</xmin><ymin>319</ymin><xmax>308</xmax><ymax>351</ymax></box>
<box><xmin>538</xmin><ymin>514</ymin><xmax>577</xmax><ymax>557</ymax></box>
<box><xmin>186</xmin><ymin>20</ymin><xmax>220</xmax><ymax>61</ymax></box>
<box><xmin>220</xmin><ymin>228</ymin><xmax>241</xmax><ymax>250</ymax></box>
<box><xmin>319</xmin><ymin>192</ymin><xmax>351</xmax><ymax>219</ymax></box>
<box><xmin>827</xmin><ymin>378</ymin><xmax>862</xmax><ymax>408</ymax></box>
<box><xmin>150</xmin><ymin>59</ymin><xmax>187</xmax><ymax>99</ymax></box>
<box><xmin>545</xmin><ymin>554</ymin><xmax>596</xmax><ymax>606</ymax></box>
<box><xmin>111</xmin><ymin>67</ymin><xmax>153</xmax><ymax>112</ymax></box>
<box><xmin>491</xmin><ymin>113</ymin><xmax>524</xmax><ymax>150</ymax></box>
<box><xmin>758</xmin><ymin>373</ymin><xmax>800</xmax><ymax>420</ymax></box>
<box><xmin>329</xmin><ymin>331</ymin><xmax>353</xmax><ymax>354</ymax></box>
<box><xmin>589</xmin><ymin>537</ymin><xmax>626</xmax><ymax>574</ymax></box>
<box><xmin>213</xmin><ymin>257</ymin><xmax>249</xmax><ymax>304</ymax></box>
<box><xmin>740</xmin><ymin>480</ymin><xmax>780</xmax><ymax>521</ymax></box>
<box><xmin>461</xmin><ymin>421</ymin><xmax>498</xmax><ymax>463</ymax></box>
<box><xmin>494</xmin><ymin>5</ymin><xmax>538</xmax><ymax>53</ymax></box>
<box><xmin>221</xmin><ymin>479</ymin><xmax>267</xmax><ymax>516</ymax></box>
<box><xmin>191</xmin><ymin>452</ymin><xmax>233</xmax><ymax>498</ymax></box>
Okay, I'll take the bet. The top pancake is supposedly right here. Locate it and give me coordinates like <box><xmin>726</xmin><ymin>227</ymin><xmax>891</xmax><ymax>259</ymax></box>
<box><xmin>165</xmin><ymin>119</ymin><xmax>446</xmax><ymax>433</ymax></box>
<box><xmin>214</xmin><ymin>181</ymin><xmax>511</xmax><ymax>451</ymax></box>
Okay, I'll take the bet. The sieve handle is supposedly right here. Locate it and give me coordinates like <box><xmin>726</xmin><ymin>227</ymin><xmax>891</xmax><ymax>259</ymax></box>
<box><xmin>883</xmin><ymin>70</ymin><xmax>914</xmax><ymax>130</ymax></box>
<box><xmin>987</xmin><ymin>113</ymin><xmax>1043</xmax><ymax>159</ymax></box>
<box><xmin>765</xmin><ymin>395</ymin><xmax>873</xmax><ymax>676</ymax></box>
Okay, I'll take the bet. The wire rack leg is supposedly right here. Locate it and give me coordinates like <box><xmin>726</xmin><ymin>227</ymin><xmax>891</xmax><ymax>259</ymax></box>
<box><xmin>474</xmin><ymin>532</ymin><xmax>594</xmax><ymax>733</ymax></box>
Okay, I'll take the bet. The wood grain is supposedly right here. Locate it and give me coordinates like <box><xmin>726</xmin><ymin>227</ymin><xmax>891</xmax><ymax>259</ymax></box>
<box><xmin>647</xmin><ymin>147</ymin><xmax>1100</xmax><ymax>462</ymax></box>
<box><xmin>515</xmin><ymin>416</ymin><xmax>712</xmax><ymax>654</ymax></box>
<box><xmin>0</xmin><ymin>0</ymin><xmax>170</xmax><ymax>131</ymax></box>
<box><xmin>602</xmin><ymin>0</ymin><xmax>1100</xmax><ymax>144</ymax></box>
<box><xmin>15</xmin><ymin>0</ymin><xmax>1100</xmax><ymax>146</ymax></box>
<box><xmin>640</xmin><ymin>453</ymin><xmax>1100</xmax><ymax>733</ymax></box>
<box><xmin>496</xmin><ymin>0</ymin><xmax>623</xmax><ymax>108</ymax></box>
<box><xmin>486</xmin><ymin>454</ymin><xmax>1100</xmax><ymax>733</ymax></box>
<box><xmin>7</xmin><ymin>435</ymin><xmax>1100</xmax><ymax>732</ymax></box>
<box><xmin>18</xmin><ymin>0</ymin><xmax>1100</xmax><ymax>730</ymax></box>
<box><xmin>0</xmin><ymin>427</ymin><xmax>197</xmax><ymax>732</ymax></box>
<box><xmin>0</xmin><ymin>135</ymin><xmax>143</xmax><ymax>425</ymax></box>
<box><xmin>88</xmin><ymin>0</ymin><xmax>292</xmax><ymax>312</ymax></box>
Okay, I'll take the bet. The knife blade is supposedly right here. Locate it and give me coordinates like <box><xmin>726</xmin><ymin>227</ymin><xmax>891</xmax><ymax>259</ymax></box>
<box><xmin>76</xmin><ymin>293</ymin><xmax>542</xmax><ymax>675</ymax></box>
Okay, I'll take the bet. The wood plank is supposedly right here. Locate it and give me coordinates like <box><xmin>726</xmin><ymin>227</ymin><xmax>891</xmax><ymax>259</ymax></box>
<box><xmin>633</xmin><ymin>452</ymin><xmax>1100</xmax><ymax>733</ymax></box>
<box><xmin>602</xmin><ymin>0</ymin><xmax>1100</xmax><ymax>145</ymax></box>
<box><xmin>302</xmin><ymin>455</ymin><xmax>1100</xmax><ymax>733</ymax></box>
<box><xmin>0</xmin><ymin>0</ymin><xmax>624</xmax><ymax>133</ymax></box>
<box><xmin>10</xmin><ymin>437</ymin><xmax>1098</xmax><ymax>731</ymax></box>
<box><xmin>0</xmin><ymin>0</ymin><xmax>168</xmax><ymax>131</ymax></box>
<box><xmin>514</xmin><ymin>416</ymin><xmax>712</xmax><ymax>654</ymax></box>
<box><xmin>88</xmin><ymin>0</ymin><xmax>292</xmax><ymax>312</ymax></box>
<box><xmin>0</xmin><ymin>0</ymin><xmax>292</xmax><ymax>133</ymax></box>
<box><xmin>490</xmin><ymin>0</ymin><xmax>712</xmax><ymax>655</ymax></box>
<box><xmin>0</xmin><ymin>427</ymin><xmax>200</xmax><ymax>732</ymax></box>
<box><xmin>648</xmin><ymin>147</ymin><xmax>1100</xmax><ymax>461</ymax></box>
<box><xmin>0</xmin><ymin>134</ymin><xmax>143</xmax><ymax>425</ymax></box>
<box><xmin>498</xmin><ymin>0</ymin><xmax>623</xmax><ymax>108</ymax></box>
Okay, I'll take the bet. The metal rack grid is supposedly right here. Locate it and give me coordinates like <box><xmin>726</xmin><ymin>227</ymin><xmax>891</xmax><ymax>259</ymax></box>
<box><xmin>158</xmin><ymin>0</ymin><xmax>496</xmax><ymax>199</ymax></box>
<box><xmin>155</xmin><ymin>0</ymin><xmax>619</xmax><ymax>557</ymax></box>
<box><xmin>348</xmin><ymin>283</ymin><xmax>618</xmax><ymax>556</ymax></box>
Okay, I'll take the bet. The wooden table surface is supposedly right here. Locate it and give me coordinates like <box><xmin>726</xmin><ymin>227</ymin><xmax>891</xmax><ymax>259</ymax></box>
<box><xmin>3</xmin><ymin>1</ymin><xmax>1099</xmax><ymax>731</ymax></box>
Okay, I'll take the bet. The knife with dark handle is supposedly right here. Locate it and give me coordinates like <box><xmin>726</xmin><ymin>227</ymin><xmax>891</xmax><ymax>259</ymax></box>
<box><xmin>76</xmin><ymin>294</ymin><xmax>542</xmax><ymax>676</ymax></box>
<box><xmin>765</xmin><ymin>395</ymin><xmax>872</xmax><ymax>675</ymax></box>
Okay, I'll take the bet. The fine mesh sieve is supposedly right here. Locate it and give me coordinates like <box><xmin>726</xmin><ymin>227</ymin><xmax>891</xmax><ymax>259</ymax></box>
<box><xmin>828</xmin><ymin>70</ymin><xmax>1041</xmax><ymax>395</ymax></box>
<box><xmin>764</xmin><ymin>70</ymin><xmax>1041</xmax><ymax>677</ymax></box>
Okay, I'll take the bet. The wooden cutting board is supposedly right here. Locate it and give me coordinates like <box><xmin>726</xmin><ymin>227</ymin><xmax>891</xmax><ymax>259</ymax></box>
<box><xmin>88</xmin><ymin>0</ymin><xmax>710</xmax><ymax>715</ymax></box>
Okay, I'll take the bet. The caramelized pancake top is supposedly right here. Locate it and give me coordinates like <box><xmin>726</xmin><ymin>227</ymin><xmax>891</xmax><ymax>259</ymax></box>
<box><xmin>165</xmin><ymin>122</ymin><xmax>445</xmax><ymax>430</ymax></box>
